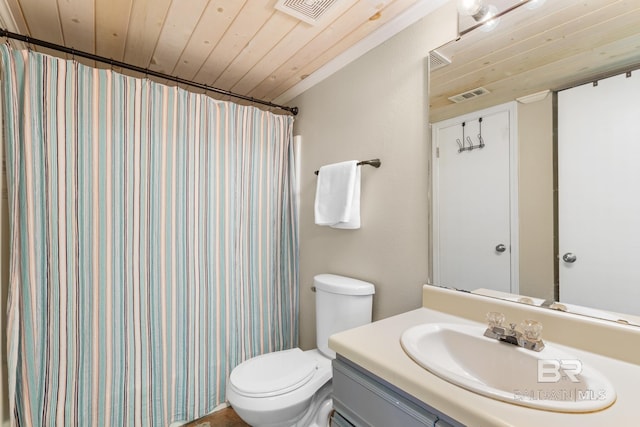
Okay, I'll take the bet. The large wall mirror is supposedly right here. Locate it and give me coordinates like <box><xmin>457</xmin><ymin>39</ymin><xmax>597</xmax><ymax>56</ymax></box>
<box><xmin>429</xmin><ymin>0</ymin><xmax>640</xmax><ymax>325</ymax></box>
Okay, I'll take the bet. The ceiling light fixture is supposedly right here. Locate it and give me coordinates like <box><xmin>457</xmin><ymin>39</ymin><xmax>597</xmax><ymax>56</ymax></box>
<box><xmin>458</xmin><ymin>0</ymin><xmax>490</xmax><ymax>22</ymax></box>
<box><xmin>458</xmin><ymin>0</ymin><xmax>501</xmax><ymax>31</ymax></box>
<box><xmin>459</xmin><ymin>0</ymin><xmax>543</xmax><ymax>36</ymax></box>
<box><xmin>479</xmin><ymin>4</ymin><xmax>500</xmax><ymax>32</ymax></box>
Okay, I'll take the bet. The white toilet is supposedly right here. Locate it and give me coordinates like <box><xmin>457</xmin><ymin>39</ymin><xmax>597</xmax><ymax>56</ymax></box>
<box><xmin>226</xmin><ymin>274</ymin><xmax>375</xmax><ymax>427</ymax></box>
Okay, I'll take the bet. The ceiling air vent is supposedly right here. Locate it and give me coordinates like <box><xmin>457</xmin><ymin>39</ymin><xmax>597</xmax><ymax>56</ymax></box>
<box><xmin>275</xmin><ymin>0</ymin><xmax>340</xmax><ymax>25</ymax></box>
<box><xmin>448</xmin><ymin>87</ymin><xmax>491</xmax><ymax>103</ymax></box>
<box><xmin>429</xmin><ymin>50</ymin><xmax>451</xmax><ymax>72</ymax></box>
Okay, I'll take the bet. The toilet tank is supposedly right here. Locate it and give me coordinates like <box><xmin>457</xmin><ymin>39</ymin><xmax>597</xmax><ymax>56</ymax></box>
<box><xmin>314</xmin><ymin>274</ymin><xmax>375</xmax><ymax>358</ymax></box>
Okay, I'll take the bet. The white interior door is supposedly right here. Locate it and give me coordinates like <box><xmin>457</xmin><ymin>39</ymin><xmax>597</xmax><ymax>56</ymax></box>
<box><xmin>432</xmin><ymin>102</ymin><xmax>518</xmax><ymax>293</ymax></box>
<box><xmin>558</xmin><ymin>72</ymin><xmax>640</xmax><ymax>315</ymax></box>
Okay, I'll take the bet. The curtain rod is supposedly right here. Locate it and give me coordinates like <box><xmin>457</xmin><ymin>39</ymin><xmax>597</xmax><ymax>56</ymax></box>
<box><xmin>0</xmin><ymin>28</ymin><xmax>299</xmax><ymax>116</ymax></box>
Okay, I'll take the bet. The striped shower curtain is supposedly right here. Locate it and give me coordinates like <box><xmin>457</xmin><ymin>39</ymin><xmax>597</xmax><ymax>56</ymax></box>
<box><xmin>1</xmin><ymin>45</ymin><xmax>298</xmax><ymax>426</ymax></box>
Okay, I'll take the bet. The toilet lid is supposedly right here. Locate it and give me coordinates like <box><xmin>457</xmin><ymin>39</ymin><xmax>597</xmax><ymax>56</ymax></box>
<box><xmin>230</xmin><ymin>348</ymin><xmax>318</xmax><ymax>398</ymax></box>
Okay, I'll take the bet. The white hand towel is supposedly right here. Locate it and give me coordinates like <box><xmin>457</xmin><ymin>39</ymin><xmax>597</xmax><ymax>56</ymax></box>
<box><xmin>314</xmin><ymin>160</ymin><xmax>361</xmax><ymax>229</ymax></box>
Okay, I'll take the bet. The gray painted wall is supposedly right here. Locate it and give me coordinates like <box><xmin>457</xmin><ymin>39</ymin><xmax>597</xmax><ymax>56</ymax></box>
<box><xmin>292</xmin><ymin>3</ymin><xmax>458</xmax><ymax>350</ymax></box>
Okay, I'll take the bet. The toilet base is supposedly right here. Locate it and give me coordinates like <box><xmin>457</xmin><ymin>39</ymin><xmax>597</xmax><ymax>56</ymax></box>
<box><xmin>294</xmin><ymin>381</ymin><xmax>333</xmax><ymax>427</ymax></box>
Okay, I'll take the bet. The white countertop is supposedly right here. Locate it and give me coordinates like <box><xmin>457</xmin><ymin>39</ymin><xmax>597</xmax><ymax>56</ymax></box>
<box><xmin>329</xmin><ymin>306</ymin><xmax>640</xmax><ymax>427</ymax></box>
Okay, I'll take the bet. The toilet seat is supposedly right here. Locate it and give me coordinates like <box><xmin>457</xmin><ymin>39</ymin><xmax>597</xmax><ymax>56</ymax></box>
<box><xmin>230</xmin><ymin>348</ymin><xmax>318</xmax><ymax>398</ymax></box>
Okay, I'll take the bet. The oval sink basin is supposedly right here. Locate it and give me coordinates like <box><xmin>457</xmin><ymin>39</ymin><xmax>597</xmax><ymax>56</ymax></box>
<box><xmin>400</xmin><ymin>323</ymin><xmax>616</xmax><ymax>412</ymax></box>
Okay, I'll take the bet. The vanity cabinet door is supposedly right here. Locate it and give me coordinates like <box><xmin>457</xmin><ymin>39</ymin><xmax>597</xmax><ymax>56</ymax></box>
<box><xmin>332</xmin><ymin>356</ymin><xmax>464</xmax><ymax>427</ymax></box>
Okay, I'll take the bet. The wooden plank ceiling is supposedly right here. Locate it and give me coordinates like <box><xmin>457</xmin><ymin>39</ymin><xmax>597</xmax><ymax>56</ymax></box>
<box><xmin>430</xmin><ymin>0</ymin><xmax>640</xmax><ymax>122</ymax></box>
<box><xmin>0</xmin><ymin>0</ymin><xmax>424</xmax><ymax>107</ymax></box>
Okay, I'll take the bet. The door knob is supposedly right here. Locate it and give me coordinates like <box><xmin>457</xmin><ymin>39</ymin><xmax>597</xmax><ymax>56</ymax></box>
<box><xmin>562</xmin><ymin>252</ymin><xmax>577</xmax><ymax>263</ymax></box>
<box><xmin>495</xmin><ymin>244</ymin><xmax>506</xmax><ymax>253</ymax></box>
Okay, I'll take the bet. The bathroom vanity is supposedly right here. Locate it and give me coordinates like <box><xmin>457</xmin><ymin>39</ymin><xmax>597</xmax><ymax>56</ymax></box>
<box><xmin>331</xmin><ymin>355</ymin><xmax>459</xmax><ymax>426</ymax></box>
<box><xmin>328</xmin><ymin>285</ymin><xmax>640</xmax><ymax>426</ymax></box>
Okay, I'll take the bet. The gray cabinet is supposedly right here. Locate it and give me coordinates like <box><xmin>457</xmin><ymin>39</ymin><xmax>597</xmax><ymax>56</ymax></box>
<box><xmin>331</xmin><ymin>356</ymin><xmax>464</xmax><ymax>427</ymax></box>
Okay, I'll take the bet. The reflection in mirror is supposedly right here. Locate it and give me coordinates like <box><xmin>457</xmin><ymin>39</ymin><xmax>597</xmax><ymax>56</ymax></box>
<box><xmin>429</xmin><ymin>0</ymin><xmax>640</xmax><ymax>324</ymax></box>
<box><xmin>472</xmin><ymin>288</ymin><xmax>640</xmax><ymax>327</ymax></box>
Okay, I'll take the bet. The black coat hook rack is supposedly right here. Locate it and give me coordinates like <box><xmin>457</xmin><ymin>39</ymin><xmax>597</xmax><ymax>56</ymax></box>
<box><xmin>457</xmin><ymin>118</ymin><xmax>486</xmax><ymax>153</ymax></box>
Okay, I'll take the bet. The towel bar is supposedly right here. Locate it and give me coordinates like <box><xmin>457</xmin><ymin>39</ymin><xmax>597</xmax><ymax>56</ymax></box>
<box><xmin>314</xmin><ymin>158</ymin><xmax>381</xmax><ymax>175</ymax></box>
